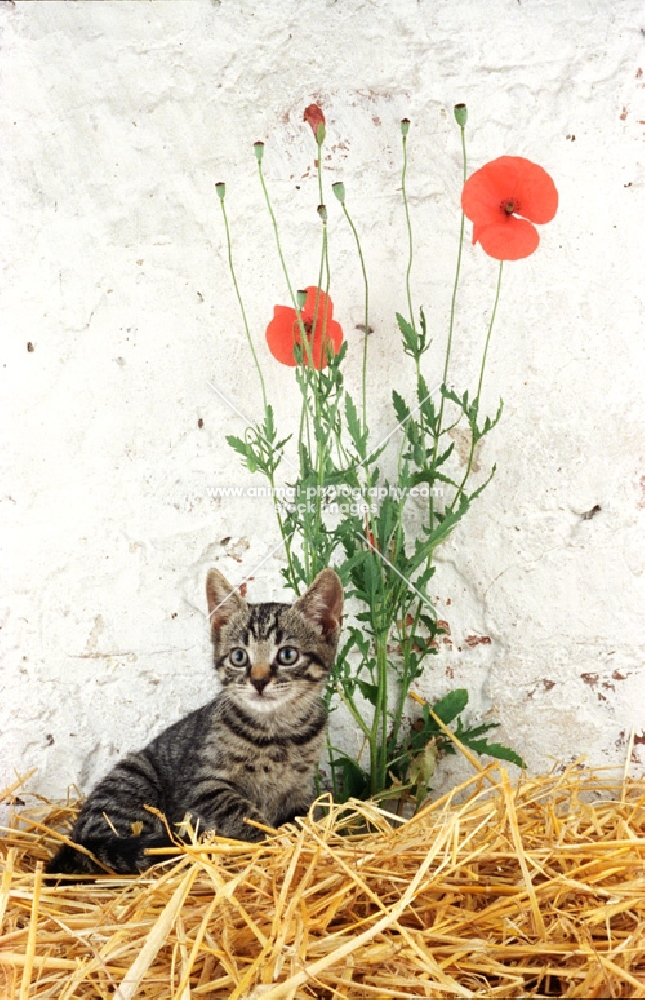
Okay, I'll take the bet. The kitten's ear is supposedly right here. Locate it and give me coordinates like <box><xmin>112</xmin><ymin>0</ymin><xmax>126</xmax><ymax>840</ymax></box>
<box><xmin>295</xmin><ymin>569</ymin><xmax>343</xmax><ymax>643</ymax></box>
<box><xmin>206</xmin><ymin>568</ymin><xmax>246</xmax><ymax>640</ymax></box>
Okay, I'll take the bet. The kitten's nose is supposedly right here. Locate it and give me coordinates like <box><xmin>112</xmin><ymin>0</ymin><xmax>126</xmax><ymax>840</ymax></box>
<box><xmin>250</xmin><ymin>661</ymin><xmax>271</xmax><ymax>695</ymax></box>
<box><xmin>251</xmin><ymin>675</ymin><xmax>270</xmax><ymax>695</ymax></box>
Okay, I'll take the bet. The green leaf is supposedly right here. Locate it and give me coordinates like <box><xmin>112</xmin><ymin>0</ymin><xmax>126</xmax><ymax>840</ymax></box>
<box><xmin>347</xmin><ymin>626</ymin><xmax>371</xmax><ymax>658</ymax></box>
<box><xmin>333</xmin><ymin>340</ymin><xmax>349</xmax><ymax>366</ymax></box>
<box><xmin>481</xmin><ymin>397</ymin><xmax>504</xmax><ymax>436</ymax></box>
<box><xmin>392</xmin><ymin>390</ymin><xmax>410</xmax><ymax>427</ymax></box>
<box><xmin>418</xmin><ymin>306</ymin><xmax>430</xmax><ymax>355</ymax></box>
<box><xmin>344</xmin><ymin>391</ymin><xmax>366</xmax><ymax>456</ymax></box>
<box><xmin>396</xmin><ymin>312</ymin><xmax>417</xmax><ymax>354</ymax></box>
<box><xmin>289</xmin><ymin>552</ymin><xmax>306</xmax><ymax>590</ymax></box>
<box><xmin>273</xmin><ymin>434</ymin><xmax>292</xmax><ymax>452</ymax></box>
<box><xmin>431</xmin><ymin>688</ymin><xmax>469</xmax><ymax>724</ymax></box>
<box><xmin>457</xmin><ymin>721</ymin><xmax>499</xmax><ymax>740</ymax></box>
<box><xmin>408</xmin><ymin>468</ymin><xmax>457</xmax><ymax>490</ymax></box>
<box><xmin>226</xmin><ymin>434</ymin><xmax>249</xmax><ymax>458</ymax></box>
<box><xmin>459</xmin><ymin>737</ymin><xmax>525</xmax><ymax>769</ymax></box>
<box><xmin>434</xmin><ymin>442</ymin><xmax>455</xmax><ymax>469</ymax></box>
<box><xmin>356</xmin><ymin>680</ymin><xmax>379</xmax><ymax>707</ymax></box>
<box><xmin>466</xmin><ymin>464</ymin><xmax>496</xmax><ymax>503</ymax></box>
<box><xmin>418</xmin><ymin>375</ymin><xmax>437</xmax><ymax>431</ymax></box>
<box><xmin>299</xmin><ymin>444</ymin><xmax>314</xmax><ymax>479</ymax></box>
<box><xmin>263</xmin><ymin>405</ymin><xmax>275</xmax><ymax>442</ymax></box>
<box><xmin>419</xmin><ymin>493</ymin><xmax>469</xmax><ymax>546</ymax></box>
<box><xmin>331</xmin><ymin>755</ymin><xmax>370</xmax><ymax>803</ymax></box>
<box><xmin>440</xmin><ymin>384</ymin><xmax>462</xmax><ymax>407</ymax></box>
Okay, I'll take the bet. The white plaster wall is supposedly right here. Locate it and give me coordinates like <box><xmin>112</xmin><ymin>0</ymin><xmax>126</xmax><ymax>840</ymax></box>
<box><xmin>2</xmin><ymin>0</ymin><xmax>644</xmax><ymax>808</ymax></box>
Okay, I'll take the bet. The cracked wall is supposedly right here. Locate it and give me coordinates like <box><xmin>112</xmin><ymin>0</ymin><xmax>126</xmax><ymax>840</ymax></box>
<box><xmin>3</xmin><ymin>0</ymin><xmax>645</xmax><ymax>810</ymax></box>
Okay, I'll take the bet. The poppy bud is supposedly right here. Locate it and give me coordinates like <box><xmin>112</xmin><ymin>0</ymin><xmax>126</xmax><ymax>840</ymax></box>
<box><xmin>215</xmin><ymin>182</ymin><xmax>226</xmax><ymax>200</ymax></box>
<box><xmin>332</xmin><ymin>181</ymin><xmax>345</xmax><ymax>203</ymax></box>
<box><xmin>316</xmin><ymin>122</ymin><xmax>326</xmax><ymax>144</ymax></box>
<box><xmin>317</xmin><ymin>204</ymin><xmax>328</xmax><ymax>222</ymax></box>
<box><xmin>454</xmin><ymin>104</ymin><xmax>468</xmax><ymax>127</ymax></box>
<box><xmin>296</xmin><ymin>289</ymin><xmax>308</xmax><ymax>310</ymax></box>
<box><xmin>401</xmin><ymin>118</ymin><xmax>411</xmax><ymax>137</ymax></box>
<box><xmin>253</xmin><ymin>141</ymin><xmax>265</xmax><ymax>162</ymax></box>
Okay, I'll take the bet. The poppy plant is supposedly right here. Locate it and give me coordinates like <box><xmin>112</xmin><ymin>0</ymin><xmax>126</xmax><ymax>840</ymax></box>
<box><xmin>266</xmin><ymin>286</ymin><xmax>343</xmax><ymax>369</ymax></box>
<box><xmin>461</xmin><ymin>156</ymin><xmax>558</xmax><ymax>261</ymax></box>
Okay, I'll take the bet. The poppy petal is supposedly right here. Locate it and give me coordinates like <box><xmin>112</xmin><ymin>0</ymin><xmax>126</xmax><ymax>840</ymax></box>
<box><xmin>475</xmin><ymin>217</ymin><xmax>539</xmax><ymax>261</ymax></box>
<box><xmin>486</xmin><ymin>156</ymin><xmax>557</xmax><ymax>224</ymax></box>
<box><xmin>304</xmin><ymin>104</ymin><xmax>325</xmax><ymax>136</ymax></box>
<box><xmin>302</xmin><ymin>286</ymin><xmax>333</xmax><ymax>325</ymax></box>
<box><xmin>311</xmin><ymin>318</ymin><xmax>343</xmax><ymax>368</ymax></box>
<box><xmin>266</xmin><ymin>287</ymin><xmax>343</xmax><ymax>369</ymax></box>
<box><xmin>462</xmin><ymin>156</ymin><xmax>558</xmax><ymax>226</ymax></box>
<box><xmin>266</xmin><ymin>306</ymin><xmax>299</xmax><ymax>366</ymax></box>
<box><xmin>462</xmin><ymin>167</ymin><xmax>509</xmax><ymax>229</ymax></box>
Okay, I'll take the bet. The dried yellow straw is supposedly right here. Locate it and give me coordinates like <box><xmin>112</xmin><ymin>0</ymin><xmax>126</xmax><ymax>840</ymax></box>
<box><xmin>2</xmin><ymin>761</ymin><xmax>644</xmax><ymax>998</ymax></box>
<box><xmin>19</xmin><ymin>862</ymin><xmax>41</xmax><ymax>1000</ymax></box>
<box><xmin>113</xmin><ymin>866</ymin><xmax>198</xmax><ymax>1000</ymax></box>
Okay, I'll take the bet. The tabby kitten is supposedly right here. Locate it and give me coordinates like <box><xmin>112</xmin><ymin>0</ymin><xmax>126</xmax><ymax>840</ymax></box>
<box><xmin>45</xmin><ymin>567</ymin><xmax>343</xmax><ymax>876</ymax></box>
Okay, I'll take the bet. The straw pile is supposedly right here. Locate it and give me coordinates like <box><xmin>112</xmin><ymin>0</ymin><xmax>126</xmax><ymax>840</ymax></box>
<box><xmin>1</xmin><ymin>761</ymin><xmax>644</xmax><ymax>999</ymax></box>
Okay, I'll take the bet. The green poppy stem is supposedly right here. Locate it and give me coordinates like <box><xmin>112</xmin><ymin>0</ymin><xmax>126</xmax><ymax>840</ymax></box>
<box><xmin>341</xmin><ymin>201</ymin><xmax>369</xmax><ymax>437</ymax></box>
<box><xmin>218</xmin><ymin>188</ymin><xmax>297</xmax><ymax>591</ymax></box>
<box><xmin>256</xmin><ymin>157</ymin><xmax>314</xmax><ymax>370</ymax></box>
<box><xmin>430</xmin><ymin>121</ymin><xmax>467</xmax><ymax>529</ymax></box>
<box><xmin>218</xmin><ymin>196</ymin><xmax>268</xmax><ymax>413</ymax></box>
<box><xmin>401</xmin><ymin>127</ymin><xmax>415</xmax><ymax>334</ymax></box>
<box><xmin>452</xmin><ymin>259</ymin><xmax>504</xmax><ymax>509</ymax></box>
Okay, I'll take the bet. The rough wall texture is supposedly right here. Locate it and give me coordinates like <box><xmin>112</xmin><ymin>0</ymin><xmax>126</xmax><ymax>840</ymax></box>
<box><xmin>3</xmin><ymin>0</ymin><xmax>644</xmax><ymax>808</ymax></box>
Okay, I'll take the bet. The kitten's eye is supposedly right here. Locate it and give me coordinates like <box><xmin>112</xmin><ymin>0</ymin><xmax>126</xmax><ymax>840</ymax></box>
<box><xmin>229</xmin><ymin>648</ymin><xmax>249</xmax><ymax>668</ymax></box>
<box><xmin>277</xmin><ymin>646</ymin><xmax>299</xmax><ymax>666</ymax></box>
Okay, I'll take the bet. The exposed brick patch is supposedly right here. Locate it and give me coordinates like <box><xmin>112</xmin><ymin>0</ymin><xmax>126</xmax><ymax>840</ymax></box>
<box><xmin>465</xmin><ymin>635</ymin><xmax>492</xmax><ymax>648</ymax></box>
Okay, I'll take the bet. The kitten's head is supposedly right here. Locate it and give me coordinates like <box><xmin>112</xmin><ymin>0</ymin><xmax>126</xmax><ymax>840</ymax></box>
<box><xmin>205</xmin><ymin>568</ymin><xmax>343</xmax><ymax>713</ymax></box>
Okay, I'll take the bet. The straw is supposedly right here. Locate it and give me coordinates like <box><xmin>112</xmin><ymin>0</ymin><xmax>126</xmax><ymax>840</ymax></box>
<box><xmin>1</xmin><ymin>763</ymin><xmax>644</xmax><ymax>998</ymax></box>
<box><xmin>113</xmin><ymin>867</ymin><xmax>198</xmax><ymax>1000</ymax></box>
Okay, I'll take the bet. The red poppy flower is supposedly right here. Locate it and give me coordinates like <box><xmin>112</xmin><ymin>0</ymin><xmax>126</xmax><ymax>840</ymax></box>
<box><xmin>303</xmin><ymin>103</ymin><xmax>325</xmax><ymax>136</ymax></box>
<box><xmin>461</xmin><ymin>156</ymin><xmax>558</xmax><ymax>260</ymax></box>
<box><xmin>266</xmin><ymin>286</ymin><xmax>343</xmax><ymax>369</ymax></box>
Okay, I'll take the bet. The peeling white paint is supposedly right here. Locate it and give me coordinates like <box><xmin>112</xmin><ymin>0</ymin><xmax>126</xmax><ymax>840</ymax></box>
<box><xmin>3</xmin><ymin>0</ymin><xmax>644</xmax><ymax>811</ymax></box>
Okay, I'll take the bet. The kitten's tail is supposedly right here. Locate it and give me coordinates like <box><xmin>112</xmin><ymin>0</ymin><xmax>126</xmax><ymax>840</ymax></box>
<box><xmin>44</xmin><ymin>834</ymin><xmax>179</xmax><ymax>881</ymax></box>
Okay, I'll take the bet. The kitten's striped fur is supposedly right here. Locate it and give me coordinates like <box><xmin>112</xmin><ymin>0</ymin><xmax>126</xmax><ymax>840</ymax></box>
<box><xmin>45</xmin><ymin>568</ymin><xmax>343</xmax><ymax>876</ymax></box>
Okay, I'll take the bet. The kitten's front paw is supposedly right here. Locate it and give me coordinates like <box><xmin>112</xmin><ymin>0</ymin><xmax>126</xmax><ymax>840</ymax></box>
<box><xmin>275</xmin><ymin>798</ymin><xmax>318</xmax><ymax>827</ymax></box>
<box><xmin>240</xmin><ymin>820</ymin><xmax>267</xmax><ymax>843</ymax></box>
<box><xmin>189</xmin><ymin>809</ymin><xmax>268</xmax><ymax>844</ymax></box>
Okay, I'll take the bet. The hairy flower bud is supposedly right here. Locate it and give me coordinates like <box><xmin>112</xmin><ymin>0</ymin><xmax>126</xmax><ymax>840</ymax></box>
<box><xmin>304</xmin><ymin>103</ymin><xmax>325</xmax><ymax>140</ymax></box>
<box><xmin>454</xmin><ymin>104</ymin><xmax>468</xmax><ymax>127</ymax></box>
<box><xmin>332</xmin><ymin>181</ymin><xmax>345</xmax><ymax>203</ymax></box>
